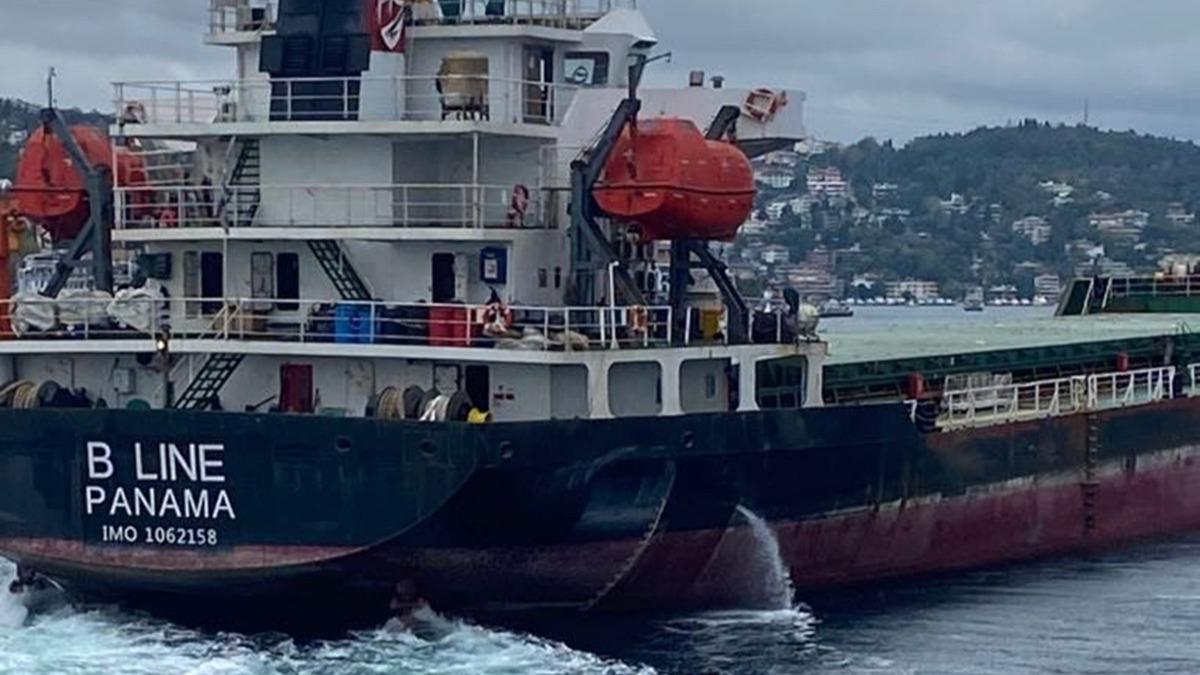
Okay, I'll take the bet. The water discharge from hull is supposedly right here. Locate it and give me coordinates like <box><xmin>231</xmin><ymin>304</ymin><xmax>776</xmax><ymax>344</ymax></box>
<box><xmin>734</xmin><ymin>506</ymin><xmax>796</xmax><ymax>611</ymax></box>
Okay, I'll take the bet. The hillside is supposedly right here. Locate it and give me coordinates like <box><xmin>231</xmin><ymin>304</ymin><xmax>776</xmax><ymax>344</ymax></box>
<box><xmin>745</xmin><ymin>121</ymin><xmax>1200</xmax><ymax>299</ymax></box>
<box><xmin>0</xmin><ymin>98</ymin><xmax>111</xmax><ymax>180</ymax></box>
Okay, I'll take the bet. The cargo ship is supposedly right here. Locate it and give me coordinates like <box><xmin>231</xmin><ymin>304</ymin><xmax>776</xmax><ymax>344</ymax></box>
<box><xmin>3</xmin><ymin>0</ymin><xmax>1200</xmax><ymax>630</ymax></box>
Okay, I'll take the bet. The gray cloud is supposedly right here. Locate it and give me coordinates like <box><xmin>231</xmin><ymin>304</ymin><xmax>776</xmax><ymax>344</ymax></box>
<box><xmin>4</xmin><ymin>1</ymin><xmax>1200</xmax><ymax>143</ymax></box>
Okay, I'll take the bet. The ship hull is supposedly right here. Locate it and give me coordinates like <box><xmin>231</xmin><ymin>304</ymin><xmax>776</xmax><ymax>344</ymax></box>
<box><xmin>2</xmin><ymin>399</ymin><xmax>1200</xmax><ymax>625</ymax></box>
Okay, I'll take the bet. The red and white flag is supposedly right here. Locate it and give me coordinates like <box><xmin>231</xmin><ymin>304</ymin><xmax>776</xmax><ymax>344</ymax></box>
<box><xmin>368</xmin><ymin>0</ymin><xmax>410</xmax><ymax>53</ymax></box>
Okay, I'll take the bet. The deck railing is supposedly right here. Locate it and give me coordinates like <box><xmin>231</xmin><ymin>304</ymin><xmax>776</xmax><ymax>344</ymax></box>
<box><xmin>939</xmin><ymin>366</ymin><xmax>1177</xmax><ymax>430</ymax></box>
<box><xmin>206</xmin><ymin>0</ymin><xmax>628</xmax><ymax>34</ymax></box>
<box><xmin>114</xmin><ymin>75</ymin><xmax>578</xmax><ymax>127</ymax></box>
<box><xmin>413</xmin><ymin>0</ymin><xmax>636</xmax><ymax>27</ymax></box>
<box><xmin>4</xmin><ymin>296</ymin><xmax>674</xmax><ymax>352</ymax></box>
<box><xmin>1108</xmin><ymin>275</ymin><xmax>1200</xmax><ymax>298</ymax></box>
<box><xmin>208</xmin><ymin>1</ymin><xmax>276</xmax><ymax>36</ymax></box>
<box><xmin>114</xmin><ymin>183</ymin><xmax>551</xmax><ymax>230</ymax></box>
<box><xmin>3</xmin><ymin>294</ymin><xmax>807</xmax><ymax>350</ymax></box>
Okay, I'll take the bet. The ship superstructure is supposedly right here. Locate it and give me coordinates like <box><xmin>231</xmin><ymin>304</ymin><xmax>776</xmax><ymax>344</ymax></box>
<box><xmin>8</xmin><ymin>0</ymin><xmax>813</xmax><ymax>422</ymax></box>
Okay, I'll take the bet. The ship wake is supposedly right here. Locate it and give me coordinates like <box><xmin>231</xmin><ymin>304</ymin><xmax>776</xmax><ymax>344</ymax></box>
<box><xmin>0</xmin><ymin>558</ymin><xmax>29</xmax><ymax>628</ymax></box>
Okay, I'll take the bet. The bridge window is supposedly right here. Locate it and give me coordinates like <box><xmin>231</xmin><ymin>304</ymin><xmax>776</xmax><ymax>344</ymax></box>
<box><xmin>564</xmin><ymin>52</ymin><xmax>610</xmax><ymax>87</ymax></box>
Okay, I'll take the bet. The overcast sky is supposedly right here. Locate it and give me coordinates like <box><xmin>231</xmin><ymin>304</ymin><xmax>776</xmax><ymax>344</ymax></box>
<box><xmin>3</xmin><ymin>1</ymin><xmax>1200</xmax><ymax>144</ymax></box>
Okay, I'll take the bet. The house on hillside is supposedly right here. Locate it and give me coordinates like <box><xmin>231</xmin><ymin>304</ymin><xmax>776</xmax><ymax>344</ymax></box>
<box><xmin>760</xmin><ymin>245</ymin><xmax>791</xmax><ymax>265</ymax></box>
<box><xmin>755</xmin><ymin>168</ymin><xmax>795</xmax><ymax>190</ymax></box>
<box><xmin>886</xmin><ymin>280</ymin><xmax>940</xmax><ymax>302</ymax></box>
<box><xmin>1166</xmin><ymin>203</ymin><xmax>1195</xmax><ymax>226</ymax></box>
<box><xmin>806</xmin><ymin>167</ymin><xmax>849</xmax><ymax>201</ymax></box>
<box><xmin>1012</xmin><ymin>216</ymin><xmax>1051</xmax><ymax>245</ymax></box>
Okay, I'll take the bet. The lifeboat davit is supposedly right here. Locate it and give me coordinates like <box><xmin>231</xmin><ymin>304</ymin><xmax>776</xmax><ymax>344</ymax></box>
<box><xmin>15</xmin><ymin>125</ymin><xmax>146</xmax><ymax>243</ymax></box>
<box><xmin>593</xmin><ymin>118</ymin><xmax>756</xmax><ymax>241</ymax></box>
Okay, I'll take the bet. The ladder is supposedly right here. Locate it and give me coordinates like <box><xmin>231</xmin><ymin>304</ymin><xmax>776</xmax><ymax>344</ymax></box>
<box><xmin>307</xmin><ymin>240</ymin><xmax>373</xmax><ymax>301</ymax></box>
<box><xmin>1081</xmin><ymin>412</ymin><xmax>1101</xmax><ymax>534</ymax></box>
<box><xmin>217</xmin><ymin>139</ymin><xmax>261</xmax><ymax>227</ymax></box>
<box><xmin>1090</xmin><ymin>277</ymin><xmax>1113</xmax><ymax>314</ymax></box>
<box><xmin>172</xmin><ymin>353</ymin><xmax>245</xmax><ymax>411</ymax></box>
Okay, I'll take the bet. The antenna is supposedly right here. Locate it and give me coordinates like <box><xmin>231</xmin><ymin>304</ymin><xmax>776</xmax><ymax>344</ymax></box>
<box><xmin>46</xmin><ymin>67</ymin><xmax>57</xmax><ymax>109</ymax></box>
<box><xmin>1083</xmin><ymin>97</ymin><xmax>1089</xmax><ymax>126</ymax></box>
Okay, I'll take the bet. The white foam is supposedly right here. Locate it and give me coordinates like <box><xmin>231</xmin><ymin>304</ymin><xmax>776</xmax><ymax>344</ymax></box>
<box><xmin>736</xmin><ymin>505</ymin><xmax>797</xmax><ymax>610</ymax></box>
<box><xmin>0</xmin><ymin>558</ymin><xmax>29</xmax><ymax>629</ymax></box>
<box><xmin>0</xmin><ymin>577</ymin><xmax>654</xmax><ymax>675</ymax></box>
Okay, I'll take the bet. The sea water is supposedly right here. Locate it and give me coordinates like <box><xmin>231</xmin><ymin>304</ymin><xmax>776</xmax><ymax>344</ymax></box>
<box><xmin>15</xmin><ymin>535</ymin><xmax>1200</xmax><ymax>673</ymax></box>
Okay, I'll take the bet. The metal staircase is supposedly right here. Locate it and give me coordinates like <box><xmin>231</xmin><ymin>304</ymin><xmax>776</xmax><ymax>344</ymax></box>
<box><xmin>307</xmin><ymin>240</ymin><xmax>373</xmax><ymax>301</ymax></box>
<box><xmin>217</xmin><ymin>139</ymin><xmax>261</xmax><ymax>227</ymax></box>
<box><xmin>172</xmin><ymin>353</ymin><xmax>246</xmax><ymax>411</ymax></box>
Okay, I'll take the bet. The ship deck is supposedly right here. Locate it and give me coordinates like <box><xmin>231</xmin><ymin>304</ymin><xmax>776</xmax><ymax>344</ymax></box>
<box><xmin>822</xmin><ymin>307</ymin><xmax>1195</xmax><ymax>364</ymax></box>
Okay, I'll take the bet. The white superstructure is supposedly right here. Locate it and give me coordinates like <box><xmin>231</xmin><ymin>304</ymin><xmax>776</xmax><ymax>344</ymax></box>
<box><xmin>3</xmin><ymin>0</ymin><xmax>818</xmax><ymax>423</ymax></box>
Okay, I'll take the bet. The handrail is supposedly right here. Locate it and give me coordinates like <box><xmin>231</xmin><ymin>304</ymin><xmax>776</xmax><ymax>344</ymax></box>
<box><xmin>208</xmin><ymin>1</ymin><xmax>276</xmax><ymax>35</ymax></box>
<box><xmin>113</xmin><ymin>75</ymin><xmax>580</xmax><ymax>127</ymax></box>
<box><xmin>413</xmin><ymin>0</ymin><xmax>636</xmax><ymax>26</ymax></box>
<box><xmin>941</xmin><ymin>366</ymin><xmax>1176</xmax><ymax>430</ymax></box>
<box><xmin>113</xmin><ymin>183</ymin><xmax>552</xmax><ymax>231</ymax></box>
<box><xmin>5</xmin><ymin>296</ymin><xmax>674</xmax><ymax>352</ymax></box>
<box><xmin>1107</xmin><ymin>275</ymin><xmax>1200</xmax><ymax>299</ymax></box>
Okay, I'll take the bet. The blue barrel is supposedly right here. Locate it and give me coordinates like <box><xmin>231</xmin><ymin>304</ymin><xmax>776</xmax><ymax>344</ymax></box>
<box><xmin>335</xmin><ymin>304</ymin><xmax>359</xmax><ymax>344</ymax></box>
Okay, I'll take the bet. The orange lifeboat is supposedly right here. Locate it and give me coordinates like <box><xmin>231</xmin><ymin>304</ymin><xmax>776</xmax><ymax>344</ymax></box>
<box><xmin>593</xmin><ymin>118</ymin><xmax>756</xmax><ymax>241</ymax></box>
<box><xmin>15</xmin><ymin>125</ymin><xmax>146</xmax><ymax>242</ymax></box>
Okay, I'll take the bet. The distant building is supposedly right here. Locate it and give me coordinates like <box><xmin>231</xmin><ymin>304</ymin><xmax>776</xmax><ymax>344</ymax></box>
<box><xmin>873</xmin><ymin>207</ymin><xmax>911</xmax><ymax>227</ymax></box>
<box><xmin>1039</xmin><ymin>180</ymin><xmax>1074</xmax><ymax>207</ymax></box>
<box><xmin>762</xmin><ymin>150</ymin><xmax>802</xmax><ymax>168</ymax></box>
<box><xmin>1012</xmin><ymin>215</ymin><xmax>1052</xmax><ymax>245</ymax></box>
<box><xmin>871</xmin><ymin>182</ymin><xmax>899</xmax><ymax>204</ymax></box>
<box><xmin>760</xmin><ymin>245</ymin><xmax>791</xmax><ymax>265</ymax></box>
<box><xmin>1038</xmin><ymin>180</ymin><xmax>1073</xmax><ymax>195</ymax></box>
<box><xmin>794</xmin><ymin>139</ymin><xmax>838</xmax><ymax>156</ymax></box>
<box><xmin>1165</xmin><ymin>203</ymin><xmax>1195</xmax><ymax>226</ymax></box>
<box><xmin>764</xmin><ymin>200</ymin><xmax>789</xmax><ymax>221</ymax></box>
<box><xmin>1034</xmin><ymin>274</ymin><xmax>1062</xmax><ymax>300</ymax></box>
<box><xmin>886</xmin><ymin>280</ymin><xmax>940</xmax><ymax>302</ymax></box>
<box><xmin>1075</xmin><ymin>258</ymin><xmax>1135</xmax><ymax>278</ymax></box>
<box><xmin>806</xmin><ymin>167</ymin><xmax>849</xmax><ymax>201</ymax></box>
<box><xmin>786</xmin><ymin>267</ymin><xmax>840</xmax><ymax>301</ymax></box>
<box><xmin>987</xmin><ymin>284</ymin><xmax>1020</xmax><ymax>303</ymax></box>
<box><xmin>1089</xmin><ymin>210</ymin><xmax>1150</xmax><ymax>239</ymax></box>
<box><xmin>755</xmin><ymin>169</ymin><xmax>795</xmax><ymax>190</ymax></box>
<box><xmin>938</xmin><ymin>193</ymin><xmax>969</xmax><ymax>215</ymax></box>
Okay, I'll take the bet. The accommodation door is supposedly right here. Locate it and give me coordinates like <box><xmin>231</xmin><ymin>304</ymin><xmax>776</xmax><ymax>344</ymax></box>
<box><xmin>280</xmin><ymin>363</ymin><xmax>314</xmax><ymax>413</ymax></box>
<box><xmin>200</xmin><ymin>251</ymin><xmax>224</xmax><ymax>315</ymax></box>
<box><xmin>432</xmin><ymin>253</ymin><xmax>457</xmax><ymax>303</ymax></box>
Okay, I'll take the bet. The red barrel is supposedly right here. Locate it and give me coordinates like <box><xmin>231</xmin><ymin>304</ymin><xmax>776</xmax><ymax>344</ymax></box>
<box><xmin>905</xmin><ymin>373</ymin><xmax>927</xmax><ymax>399</ymax></box>
<box><xmin>429</xmin><ymin>306</ymin><xmax>472</xmax><ymax>347</ymax></box>
<box><xmin>593</xmin><ymin>118</ymin><xmax>756</xmax><ymax>241</ymax></box>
